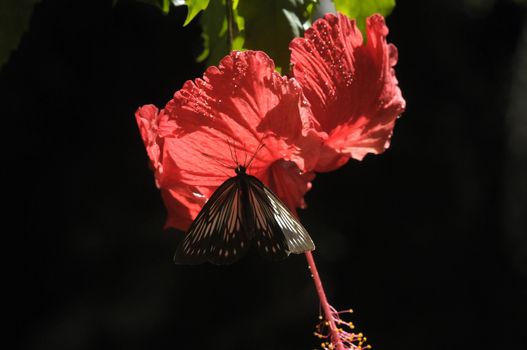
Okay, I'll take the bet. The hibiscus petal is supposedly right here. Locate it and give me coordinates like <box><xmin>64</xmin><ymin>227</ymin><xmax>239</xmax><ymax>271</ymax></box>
<box><xmin>165</xmin><ymin>50</ymin><xmax>321</xmax><ymax>171</ymax></box>
<box><xmin>262</xmin><ymin>160</ymin><xmax>316</xmax><ymax>216</ymax></box>
<box><xmin>137</xmin><ymin>51</ymin><xmax>323</xmax><ymax>230</ymax></box>
<box><xmin>290</xmin><ymin>13</ymin><xmax>406</xmax><ymax>172</ymax></box>
<box><xmin>135</xmin><ymin>104</ymin><xmax>163</xmax><ymax>171</ymax></box>
<box><xmin>161</xmin><ymin>187</ymin><xmax>207</xmax><ymax>231</ymax></box>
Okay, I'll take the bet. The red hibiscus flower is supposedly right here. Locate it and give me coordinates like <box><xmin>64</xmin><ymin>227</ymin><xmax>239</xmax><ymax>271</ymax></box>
<box><xmin>290</xmin><ymin>13</ymin><xmax>406</xmax><ymax>172</ymax></box>
<box><xmin>136</xmin><ymin>51</ymin><xmax>322</xmax><ymax>231</ymax></box>
<box><xmin>136</xmin><ymin>13</ymin><xmax>405</xmax><ymax>350</ymax></box>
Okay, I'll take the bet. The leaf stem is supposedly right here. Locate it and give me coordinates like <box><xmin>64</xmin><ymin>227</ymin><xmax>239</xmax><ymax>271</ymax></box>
<box><xmin>225</xmin><ymin>0</ymin><xmax>234</xmax><ymax>52</ymax></box>
<box><xmin>305</xmin><ymin>251</ymin><xmax>345</xmax><ymax>350</ymax></box>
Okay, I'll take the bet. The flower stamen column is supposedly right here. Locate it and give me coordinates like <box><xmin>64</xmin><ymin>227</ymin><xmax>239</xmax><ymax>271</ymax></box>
<box><xmin>306</xmin><ymin>251</ymin><xmax>345</xmax><ymax>350</ymax></box>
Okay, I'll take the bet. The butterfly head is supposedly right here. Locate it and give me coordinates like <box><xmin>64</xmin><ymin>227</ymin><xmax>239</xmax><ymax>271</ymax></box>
<box><xmin>234</xmin><ymin>165</ymin><xmax>247</xmax><ymax>175</ymax></box>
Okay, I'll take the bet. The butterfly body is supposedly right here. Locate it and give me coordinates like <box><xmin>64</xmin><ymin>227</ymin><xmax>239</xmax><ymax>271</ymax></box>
<box><xmin>232</xmin><ymin>166</ymin><xmax>257</xmax><ymax>241</ymax></box>
<box><xmin>174</xmin><ymin>165</ymin><xmax>315</xmax><ymax>265</ymax></box>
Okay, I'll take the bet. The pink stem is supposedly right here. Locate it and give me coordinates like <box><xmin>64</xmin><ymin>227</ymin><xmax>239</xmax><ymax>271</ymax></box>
<box><xmin>305</xmin><ymin>251</ymin><xmax>345</xmax><ymax>350</ymax></box>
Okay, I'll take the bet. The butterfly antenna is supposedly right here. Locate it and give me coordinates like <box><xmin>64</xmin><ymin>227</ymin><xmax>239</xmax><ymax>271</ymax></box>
<box><xmin>227</xmin><ymin>139</ymin><xmax>239</xmax><ymax>167</ymax></box>
<box><xmin>243</xmin><ymin>141</ymin><xmax>248</xmax><ymax>167</ymax></box>
<box><xmin>246</xmin><ymin>142</ymin><xmax>265</xmax><ymax>170</ymax></box>
<box><xmin>233</xmin><ymin>141</ymin><xmax>240</xmax><ymax>166</ymax></box>
<box><xmin>200</xmin><ymin>152</ymin><xmax>233</xmax><ymax>175</ymax></box>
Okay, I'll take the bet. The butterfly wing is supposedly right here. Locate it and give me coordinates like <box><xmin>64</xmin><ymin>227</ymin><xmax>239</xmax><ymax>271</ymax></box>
<box><xmin>246</xmin><ymin>176</ymin><xmax>315</xmax><ymax>260</ymax></box>
<box><xmin>174</xmin><ymin>177</ymin><xmax>250</xmax><ymax>265</ymax></box>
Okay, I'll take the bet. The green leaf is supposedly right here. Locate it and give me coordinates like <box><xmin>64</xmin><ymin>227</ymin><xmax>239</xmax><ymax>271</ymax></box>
<box><xmin>334</xmin><ymin>0</ymin><xmax>395</xmax><ymax>34</ymax></box>
<box><xmin>198</xmin><ymin>0</ymin><xmax>229</xmax><ymax>64</ymax></box>
<box><xmin>197</xmin><ymin>0</ymin><xmax>314</xmax><ymax>71</ymax></box>
<box><xmin>0</xmin><ymin>0</ymin><xmax>39</xmax><ymax>68</ymax></box>
<box><xmin>237</xmin><ymin>0</ymin><xmax>315</xmax><ymax>73</ymax></box>
<box><xmin>183</xmin><ymin>0</ymin><xmax>210</xmax><ymax>26</ymax></box>
<box><xmin>197</xmin><ymin>0</ymin><xmax>245</xmax><ymax>65</ymax></box>
<box><xmin>120</xmin><ymin>0</ymin><xmax>173</xmax><ymax>14</ymax></box>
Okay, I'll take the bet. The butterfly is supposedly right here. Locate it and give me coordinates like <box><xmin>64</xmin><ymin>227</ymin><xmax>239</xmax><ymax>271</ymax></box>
<box><xmin>174</xmin><ymin>150</ymin><xmax>315</xmax><ymax>265</ymax></box>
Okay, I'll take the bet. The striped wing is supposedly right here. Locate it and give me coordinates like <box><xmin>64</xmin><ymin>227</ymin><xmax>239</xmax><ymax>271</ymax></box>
<box><xmin>246</xmin><ymin>176</ymin><xmax>315</xmax><ymax>261</ymax></box>
<box><xmin>174</xmin><ymin>177</ymin><xmax>249</xmax><ymax>265</ymax></box>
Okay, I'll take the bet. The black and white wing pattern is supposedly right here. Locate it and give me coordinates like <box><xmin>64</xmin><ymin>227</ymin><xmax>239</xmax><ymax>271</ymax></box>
<box><xmin>174</xmin><ymin>170</ymin><xmax>315</xmax><ymax>265</ymax></box>
<box><xmin>246</xmin><ymin>176</ymin><xmax>315</xmax><ymax>261</ymax></box>
<box><xmin>174</xmin><ymin>177</ymin><xmax>250</xmax><ymax>265</ymax></box>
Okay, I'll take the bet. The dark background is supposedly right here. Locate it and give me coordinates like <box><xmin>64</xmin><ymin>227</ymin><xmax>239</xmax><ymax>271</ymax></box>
<box><xmin>4</xmin><ymin>0</ymin><xmax>526</xmax><ymax>349</ymax></box>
